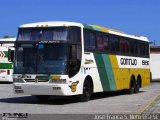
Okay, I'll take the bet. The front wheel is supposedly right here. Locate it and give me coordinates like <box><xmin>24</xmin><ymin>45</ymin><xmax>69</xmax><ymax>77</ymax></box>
<box><xmin>79</xmin><ymin>80</ymin><xmax>92</xmax><ymax>102</ymax></box>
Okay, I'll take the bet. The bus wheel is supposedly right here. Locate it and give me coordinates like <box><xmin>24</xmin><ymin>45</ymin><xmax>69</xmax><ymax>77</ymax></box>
<box><xmin>127</xmin><ymin>77</ymin><xmax>135</xmax><ymax>94</ymax></box>
<box><xmin>134</xmin><ymin>78</ymin><xmax>141</xmax><ymax>93</ymax></box>
<box><xmin>79</xmin><ymin>80</ymin><xmax>92</xmax><ymax>102</ymax></box>
<box><xmin>35</xmin><ymin>95</ymin><xmax>49</xmax><ymax>102</ymax></box>
<box><xmin>150</xmin><ymin>72</ymin><xmax>152</xmax><ymax>83</ymax></box>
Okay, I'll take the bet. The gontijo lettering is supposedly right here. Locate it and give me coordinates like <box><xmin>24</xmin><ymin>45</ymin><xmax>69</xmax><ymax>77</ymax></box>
<box><xmin>120</xmin><ymin>58</ymin><xmax>137</xmax><ymax>65</ymax></box>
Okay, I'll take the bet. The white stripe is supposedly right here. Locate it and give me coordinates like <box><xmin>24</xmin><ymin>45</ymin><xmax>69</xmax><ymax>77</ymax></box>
<box><xmin>116</xmin><ymin>55</ymin><xmax>149</xmax><ymax>69</ymax></box>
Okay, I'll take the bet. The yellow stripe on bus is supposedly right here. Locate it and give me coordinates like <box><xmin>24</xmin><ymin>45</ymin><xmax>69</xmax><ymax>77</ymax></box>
<box><xmin>109</xmin><ymin>55</ymin><xmax>150</xmax><ymax>90</ymax></box>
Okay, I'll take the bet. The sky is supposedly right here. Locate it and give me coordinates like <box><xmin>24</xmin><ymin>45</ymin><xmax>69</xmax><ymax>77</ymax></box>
<box><xmin>0</xmin><ymin>0</ymin><xmax>160</xmax><ymax>45</ymax></box>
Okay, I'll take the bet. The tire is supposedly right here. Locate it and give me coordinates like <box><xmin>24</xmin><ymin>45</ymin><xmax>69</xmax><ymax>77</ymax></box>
<box><xmin>79</xmin><ymin>80</ymin><xmax>92</xmax><ymax>102</ymax></box>
<box><xmin>134</xmin><ymin>78</ymin><xmax>141</xmax><ymax>93</ymax></box>
<box><xmin>127</xmin><ymin>77</ymin><xmax>135</xmax><ymax>94</ymax></box>
<box><xmin>134</xmin><ymin>80</ymin><xmax>140</xmax><ymax>93</ymax></box>
<box><xmin>150</xmin><ymin>72</ymin><xmax>152</xmax><ymax>83</ymax></box>
<box><xmin>36</xmin><ymin>95</ymin><xmax>50</xmax><ymax>102</ymax></box>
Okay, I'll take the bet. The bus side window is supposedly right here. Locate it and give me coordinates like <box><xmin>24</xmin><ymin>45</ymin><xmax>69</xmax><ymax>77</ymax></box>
<box><xmin>97</xmin><ymin>34</ymin><xmax>109</xmax><ymax>51</ymax></box>
<box><xmin>140</xmin><ymin>42</ymin><xmax>145</xmax><ymax>57</ymax></box>
<box><xmin>84</xmin><ymin>30</ymin><xmax>90</xmax><ymax>49</ymax></box>
<box><xmin>109</xmin><ymin>36</ymin><xmax>119</xmax><ymax>54</ymax></box>
<box><xmin>120</xmin><ymin>38</ymin><xmax>129</xmax><ymax>54</ymax></box>
<box><xmin>137</xmin><ymin>41</ymin><xmax>145</xmax><ymax>57</ymax></box>
<box><xmin>8</xmin><ymin>48</ymin><xmax>14</xmax><ymax>62</ymax></box>
<box><xmin>68</xmin><ymin>44</ymin><xmax>81</xmax><ymax>78</ymax></box>
<box><xmin>89</xmin><ymin>32</ymin><xmax>96</xmax><ymax>49</ymax></box>
<box><xmin>84</xmin><ymin>30</ymin><xmax>96</xmax><ymax>50</ymax></box>
<box><xmin>103</xmin><ymin>35</ymin><xmax>109</xmax><ymax>51</ymax></box>
<box><xmin>145</xmin><ymin>42</ymin><xmax>149</xmax><ymax>57</ymax></box>
<box><xmin>69</xmin><ymin>27</ymin><xmax>81</xmax><ymax>43</ymax></box>
<box><xmin>130</xmin><ymin>39</ymin><xmax>137</xmax><ymax>56</ymax></box>
<box><xmin>97</xmin><ymin>34</ymin><xmax>103</xmax><ymax>50</ymax></box>
<box><xmin>69</xmin><ymin>45</ymin><xmax>76</xmax><ymax>77</ymax></box>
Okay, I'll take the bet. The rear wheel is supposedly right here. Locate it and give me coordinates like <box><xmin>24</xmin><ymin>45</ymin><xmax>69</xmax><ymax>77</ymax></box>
<box><xmin>150</xmin><ymin>72</ymin><xmax>152</xmax><ymax>83</ymax></box>
<box><xmin>79</xmin><ymin>80</ymin><xmax>92</xmax><ymax>102</ymax></box>
<box><xmin>134</xmin><ymin>78</ymin><xmax>141</xmax><ymax>93</ymax></box>
<box><xmin>127</xmin><ymin>77</ymin><xmax>136</xmax><ymax>94</ymax></box>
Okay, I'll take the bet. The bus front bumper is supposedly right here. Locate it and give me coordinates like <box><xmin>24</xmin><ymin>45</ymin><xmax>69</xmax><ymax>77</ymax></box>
<box><xmin>0</xmin><ymin>75</ymin><xmax>13</xmax><ymax>82</ymax></box>
<box><xmin>13</xmin><ymin>83</ymin><xmax>72</xmax><ymax>96</ymax></box>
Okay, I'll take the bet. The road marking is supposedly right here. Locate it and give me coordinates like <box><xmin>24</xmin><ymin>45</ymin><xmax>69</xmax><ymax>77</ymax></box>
<box><xmin>137</xmin><ymin>92</ymin><xmax>160</xmax><ymax>114</ymax></box>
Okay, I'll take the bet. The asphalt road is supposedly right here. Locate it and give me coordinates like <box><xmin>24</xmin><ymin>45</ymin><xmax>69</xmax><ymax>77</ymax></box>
<box><xmin>0</xmin><ymin>82</ymin><xmax>160</xmax><ymax>120</ymax></box>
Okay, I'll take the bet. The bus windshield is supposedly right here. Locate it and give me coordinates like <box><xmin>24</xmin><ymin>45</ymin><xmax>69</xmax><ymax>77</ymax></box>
<box><xmin>14</xmin><ymin>43</ymin><xmax>68</xmax><ymax>74</ymax></box>
<box><xmin>17</xmin><ymin>27</ymin><xmax>68</xmax><ymax>41</ymax></box>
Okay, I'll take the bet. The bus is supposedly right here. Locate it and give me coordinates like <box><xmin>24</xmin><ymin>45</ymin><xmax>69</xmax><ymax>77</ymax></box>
<box><xmin>0</xmin><ymin>38</ymin><xmax>16</xmax><ymax>82</ymax></box>
<box><xmin>13</xmin><ymin>21</ymin><xmax>150</xmax><ymax>102</ymax></box>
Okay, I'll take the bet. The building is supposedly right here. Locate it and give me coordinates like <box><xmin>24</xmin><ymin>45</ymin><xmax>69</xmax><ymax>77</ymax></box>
<box><xmin>150</xmin><ymin>46</ymin><xmax>160</xmax><ymax>81</ymax></box>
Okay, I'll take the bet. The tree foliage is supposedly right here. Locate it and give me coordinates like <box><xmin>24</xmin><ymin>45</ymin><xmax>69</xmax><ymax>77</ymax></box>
<box><xmin>3</xmin><ymin>35</ymin><xmax>10</xmax><ymax>38</ymax></box>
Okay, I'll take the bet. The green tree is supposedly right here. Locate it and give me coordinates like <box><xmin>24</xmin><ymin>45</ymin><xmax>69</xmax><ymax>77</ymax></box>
<box><xmin>3</xmin><ymin>35</ymin><xmax>10</xmax><ymax>38</ymax></box>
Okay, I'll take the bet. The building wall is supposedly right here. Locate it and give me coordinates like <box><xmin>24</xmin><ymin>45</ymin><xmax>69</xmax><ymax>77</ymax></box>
<box><xmin>150</xmin><ymin>47</ymin><xmax>160</xmax><ymax>80</ymax></box>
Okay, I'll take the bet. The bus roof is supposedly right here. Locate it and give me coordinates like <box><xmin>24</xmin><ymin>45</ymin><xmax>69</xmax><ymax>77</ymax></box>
<box><xmin>0</xmin><ymin>38</ymin><xmax>16</xmax><ymax>43</ymax></box>
<box><xmin>19</xmin><ymin>21</ymin><xmax>83</xmax><ymax>28</ymax></box>
<box><xmin>19</xmin><ymin>21</ymin><xmax>149</xmax><ymax>42</ymax></box>
<box><xmin>84</xmin><ymin>24</ymin><xmax>149</xmax><ymax>42</ymax></box>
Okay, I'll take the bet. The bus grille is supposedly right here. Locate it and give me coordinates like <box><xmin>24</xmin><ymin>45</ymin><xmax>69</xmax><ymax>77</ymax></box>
<box><xmin>24</xmin><ymin>79</ymin><xmax>49</xmax><ymax>82</ymax></box>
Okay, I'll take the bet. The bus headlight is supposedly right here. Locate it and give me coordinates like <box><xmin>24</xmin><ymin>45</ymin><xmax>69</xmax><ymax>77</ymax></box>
<box><xmin>49</xmin><ymin>79</ymin><xmax>66</xmax><ymax>84</ymax></box>
<box><xmin>13</xmin><ymin>78</ymin><xmax>24</xmax><ymax>83</ymax></box>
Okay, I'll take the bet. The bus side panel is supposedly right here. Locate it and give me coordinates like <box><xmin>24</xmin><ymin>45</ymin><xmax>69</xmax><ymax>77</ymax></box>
<box><xmin>129</xmin><ymin>69</ymin><xmax>150</xmax><ymax>87</ymax></box>
<box><xmin>83</xmin><ymin>52</ymin><xmax>104</xmax><ymax>93</ymax></box>
<box><xmin>109</xmin><ymin>55</ymin><xmax>129</xmax><ymax>90</ymax></box>
<box><xmin>94</xmin><ymin>53</ymin><xmax>116</xmax><ymax>91</ymax></box>
<box><xmin>109</xmin><ymin>55</ymin><xmax>150</xmax><ymax>90</ymax></box>
<box><xmin>140</xmin><ymin>69</ymin><xmax>150</xmax><ymax>87</ymax></box>
<box><xmin>102</xmin><ymin>54</ymin><xmax>117</xmax><ymax>91</ymax></box>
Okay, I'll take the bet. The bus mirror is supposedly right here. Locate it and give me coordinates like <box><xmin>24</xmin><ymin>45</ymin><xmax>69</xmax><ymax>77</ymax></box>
<box><xmin>8</xmin><ymin>48</ymin><xmax>14</xmax><ymax>62</ymax></box>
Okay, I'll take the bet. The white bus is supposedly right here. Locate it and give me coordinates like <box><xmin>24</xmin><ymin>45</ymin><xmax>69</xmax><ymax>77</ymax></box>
<box><xmin>0</xmin><ymin>38</ymin><xmax>16</xmax><ymax>82</ymax></box>
<box><xmin>13</xmin><ymin>21</ymin><xmax>150</xmax><ymax>102</ymax></box>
